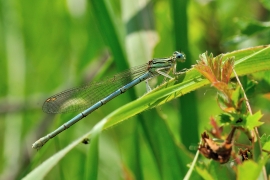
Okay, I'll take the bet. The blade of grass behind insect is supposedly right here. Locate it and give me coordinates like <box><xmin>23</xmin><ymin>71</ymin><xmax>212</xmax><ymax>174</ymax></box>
<box><xmin>122</xmin><ymin>0</ymin><xmax>161</xmax><ymax>178</ymax></box>
<box><xmin>170</xmin><ymin>0</ymin><xmax>200</xmax><ymax>148</ymax></box>
<box><xmin>1</xmin><ymin>1</ymin><xmax>26</xmax><ymax>180</ymax></box>
<box><xmin>87</xmin><ymin>1</ymin><xmax>133</xmax><ymax>179</ymax></box>
<box><xmin>89</xmin><ymin>0</ymin><xmax>128</xmax><ymax>72</ymax></box>
<box><xmin>141</xmin><ymin>110</ymin><xmax>193</xmax><ymax>179</ymax></box>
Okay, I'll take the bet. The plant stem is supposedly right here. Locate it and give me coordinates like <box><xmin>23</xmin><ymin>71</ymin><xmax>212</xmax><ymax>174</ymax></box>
<box><xmin>233</xmin><ymin>69</ymin><xmax>267</xmax><ymax>180</ymax></box>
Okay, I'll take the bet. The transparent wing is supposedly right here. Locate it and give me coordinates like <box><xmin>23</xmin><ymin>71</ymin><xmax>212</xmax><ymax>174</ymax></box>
<box><xmin>42</xmin><ymin>64</ymin><xmax>149</xmax><ymax>114</ymax></box>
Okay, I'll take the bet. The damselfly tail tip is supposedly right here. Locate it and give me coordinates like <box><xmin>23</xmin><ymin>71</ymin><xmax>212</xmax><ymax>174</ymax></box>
<box><xmin>32</xmin><ymin>141</ymin><xmax>41</xmax><ymax>150</ymax></box>
<box><xmin>32</xmin><ymin>136</ymin><xmax>49</xmax><ymax>150</ymax></box>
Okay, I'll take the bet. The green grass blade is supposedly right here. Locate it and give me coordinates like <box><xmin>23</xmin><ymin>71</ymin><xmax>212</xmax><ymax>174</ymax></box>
<box><xmin>22</xmin><ymin>136</ymin><xmax>90</xmax><ymax>180</ymax></box>
<box><xmin>170</xmin><ymin>0</ymin><xmax>200</xmax><ymax>148</ymax></box>
<box><xmin>89</xmin><ymin>0</ymin><xmax>129</xmax><ymax>71</ymax></box>
<box><xmin>122</xmin><ymin>0</ymin><xmax>162</xmax><ymax>178</ymax></box>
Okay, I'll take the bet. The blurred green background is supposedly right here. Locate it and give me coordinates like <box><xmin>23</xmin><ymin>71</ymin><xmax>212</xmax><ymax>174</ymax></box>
<box><xmin>0</xmin><ymin>0</ymin><xmax>270</xmax><ymax>179</ymax></box>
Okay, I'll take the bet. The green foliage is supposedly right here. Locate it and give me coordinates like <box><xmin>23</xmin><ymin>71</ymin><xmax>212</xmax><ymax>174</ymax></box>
<box><xmin>0</xmin><ymin>0</ymin><xmax>270</xmax><ymax>180</ymax></box>
<box><xmin>261</xmin><ymin>134</ymin><xmax>270</xmax><ymax>152</ymax></box>
<box><xmin>237</xmin><ymin>158</ymin><xmax>269</xmax><ymax>180</ymax></box>
<box><xmin>238</xmin><ymin>19</ymin><xmax>270</xmax><ymax>36</ymax></box>
<box><xmin>245</xmin><ymin>111</ymin><xmax>264</xmax><ymax>130</ymax></box>
<box><xmin>196</xmin><ymin>160</ymin><xmax>234</xmax><ymax>180</ymax></box>
<box><xmin>220</xmin><ymin>111</ymin><xmax>264</xmax><ymax>130</ymax></box>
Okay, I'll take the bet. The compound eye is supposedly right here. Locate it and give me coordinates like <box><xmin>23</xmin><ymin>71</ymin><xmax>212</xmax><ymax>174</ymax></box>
<box><xmin>173</xmin><ymin>51</ymin><xmax>186</xmax><ymax>62</ymax></box>
<box><xmin>174</xmin><ymin>51</ymin><xmax>184</xmax><ymax>58</ymax></box>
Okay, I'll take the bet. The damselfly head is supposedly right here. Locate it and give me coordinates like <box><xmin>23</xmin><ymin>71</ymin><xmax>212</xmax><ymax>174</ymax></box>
<box><xmin>173</xmin><ymin>51</ymin><xmax>186</xmax><ymax>62</ymax></box>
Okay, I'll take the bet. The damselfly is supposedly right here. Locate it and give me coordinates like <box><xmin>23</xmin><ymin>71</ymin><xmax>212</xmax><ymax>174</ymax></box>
<box><xmin>32</xmin><ymin>51</ymin><xmax>185</xmax><ymax>149</ymax></box>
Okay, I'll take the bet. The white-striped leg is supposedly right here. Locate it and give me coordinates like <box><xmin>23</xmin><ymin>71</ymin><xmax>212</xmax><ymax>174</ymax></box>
<box><xmin>155</xmin><ymin>69</ymin><xmax>173</xmax><ymax>79</ymax></box>
<box><xmin>145</xmin><ymin>79</ymin><xmax>152</xmax><ymax>92</ymax></box>
<box><xmin>175</xmin><ymin>68</ymin><xmax>188</xmax><ymax>75</ymax></box>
